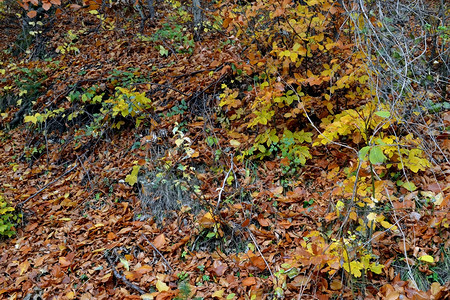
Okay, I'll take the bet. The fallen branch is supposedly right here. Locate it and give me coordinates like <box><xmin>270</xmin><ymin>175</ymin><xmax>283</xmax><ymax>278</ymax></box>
<box><xmin>16</xmin><ymin>163</ymin><xmax>78</xmax><ymax>210</ymax></box>
<box><xmin>135</xmin><ymin>82</ymin><xmax>190</xmax><ymax>97</ymax></box>
<box><xmin>104</xmin><ymin>251</ymin><xmax>146</xmax><ymax>295</ymax></box>
<box><xmin>246</xmin><ymin>227</ymin><xmax>275</xmax><ymax>282</ymax></box>
<box><xmin>141</xmin><ymin>234</ymin><xmax>173</xmax><ymax>273</ymax></box>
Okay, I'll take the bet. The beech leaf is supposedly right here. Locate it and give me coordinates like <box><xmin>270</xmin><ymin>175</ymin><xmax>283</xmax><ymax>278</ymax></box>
<box><xmin>156</xmin><ymin>279</ymin><xmax>169</xmax><ymax>292</ymax></box>
<box><xmin>369</xmin><ymin>146</ymin><xmax>387</xmax><ymax>164</ymax></box>
<box><xmin>125</xmin><ymin>165</ymin><xmax>140</xmax><ymax>186</ymax></box>
<box><xmin>418</xmin><ymin>255</ymin><xmax>434</xmax><ymax>263</ymax></box>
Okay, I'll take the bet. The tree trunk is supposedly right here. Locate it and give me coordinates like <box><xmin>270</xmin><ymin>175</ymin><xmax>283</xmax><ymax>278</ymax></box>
<box><xmin>146</xmin><ymin>0</ymin><xmax>155</xmax><ymax>20</ymax></box>
<box><xmin>193</xmin><ymin>0</ymin><xmax>203</xmax><ymax>41</ymax></box>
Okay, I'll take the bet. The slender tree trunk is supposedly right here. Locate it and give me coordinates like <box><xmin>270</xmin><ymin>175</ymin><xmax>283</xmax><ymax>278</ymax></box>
<box><xmin>146</xmin><ymin>0</ymin><xmax>155</xmax><ymax>20</ymax></box>
<box><xmin>193</xmin><ymin>0</ymin><xmax>203</xmax><ymax>41</ymax></box>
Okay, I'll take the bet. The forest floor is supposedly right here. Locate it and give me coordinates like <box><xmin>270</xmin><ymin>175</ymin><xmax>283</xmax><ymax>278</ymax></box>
<box><xmin>0</xmin><ymin>2</ymin><xmax>449</xmax><ymax>299</ymax></box>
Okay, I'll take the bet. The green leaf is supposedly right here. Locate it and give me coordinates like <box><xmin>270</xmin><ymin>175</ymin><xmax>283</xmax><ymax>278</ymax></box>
<box><xmin>358</xmin><ymin>146</ymin><xmax>370</xmax><ymax>161</ymax></box>
<box><xmin>402</xmin><ymin>181</ymin><xmax>417</xmax><ymax>192</ymax></box>
<box><xmin>374</xmin><ymin>111</ymin><xmax>390</xmax><ymax>118</ymax></box>
<box><xmin>159</xmin><ymin>46</ymin><xmax>169</xmax><ymax>56</ymax></box>
<box><xmin>369</xmin><ymin>146</ymin><xmax>387</xmax><ymax>164</ymax></box>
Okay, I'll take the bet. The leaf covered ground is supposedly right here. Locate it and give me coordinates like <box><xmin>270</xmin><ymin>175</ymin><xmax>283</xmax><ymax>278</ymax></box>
<box><xmin>0</xmin><ymin>0</ymin><xmax>449</xmax><ymax>299</ymax></box>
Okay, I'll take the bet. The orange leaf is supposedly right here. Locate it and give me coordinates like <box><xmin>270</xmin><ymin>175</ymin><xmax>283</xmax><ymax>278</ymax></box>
<box><xmin>209</xmin><ymin>260</ymin><xmax>227</xmax><ymax>277</ymax></box>
<box><xmin>153</xmin><ymin>234</ymin><xmax>166</xmax><ymax>249</ymax></box>
<box><xmin>59</xmin><ymin>255</ymin><xmax>72</xmax><ymax>267</ymax></box>
<box><xmin>135</xmin><ymin>265</ymin><xmax>153</xmax><ymax>275</ymax></box>
<box><xmin>249</xmin><ymin>256</ymin><xmax>266</xmax><ymax>270</ymax></box>
<box><xmin>124</xmin><ymin>271</ymin><xmax>137</xmax><ymax>281</ymax></box>
<box><xmin>51</xmin><ymin>0</ymin><xmax>61</xmax><ymax>5</ymax></box>
<box><xmin>330</xmin><ymin>279</ymin><xmax>342</xmax><ymax>290</ymax></box>
<box><xmin>42</xmin><ymin>2</ymin><xmax>51</xmax><ymax>10</ymax></box>
<box><xmin>69</xmin><ymin>4</ymin><xmax>82</xmax><ymax>9</ymax></box>
<box><xmin>242</xmin><ymin>277</ymin><xmax>256</xmax><ymax>286</ymax></box>
<box><xmin>257</xmin><ymin>215</ymin><xmax>270</xmax><ymax>227</ymax></box>
<box><xmin>198</xmin><ymin>212</ymin><xmax>215</xmax><ymax>228</ymax></box>
<box><xmin>280</xmin><ymin>157</ymin><xmax>290</xmax><ymax>166</ymax></box>
<box><xmin>107</xmin><ymin>232</ymin><xmax>118</xmax><ymax>240</ymax></box>
<box><xmin>223</xmin><ymin>18</ymin><xmax>232</xmax><ymax>29</ymax></box>
<box><xmin>27</xmin><ymin>10</ymin><xmax>37</xmax><ymax>18</ymax></box>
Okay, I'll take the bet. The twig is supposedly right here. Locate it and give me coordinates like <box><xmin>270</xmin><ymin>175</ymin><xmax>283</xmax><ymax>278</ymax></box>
<box><xmin>189</xmin><ymin>73</ymin><xmax>227</xmax><ymax>100</ymax></box>
<box><xmin>76</xmin><ymin>155</ymin><xmax>93</xmax><ymax>190</ymax></box>
<box><xmin>215</xmin><ymin>154</ymin><xmax>234</xmax><ymax>212</ymax></box>
<box><xmin>171</xmin><ymin>65</ymin><xmax>224</xmax><ymax>80</ymax></box>
<box><xmin>134</xmin><ymin>82</ymin><xmax>190</xmax><ymax>97</ymax></box>
<box><xmin>104</xmin><ymin>251</ymin><xmax>146</xmax><ymax>294</ymax></box>
<box><xmin>141</xmin><ymin>234</ymin><xmax>174</xmax><ymax>273</ymax></box>
<box><xmin>17</xmin><ymin>163</ymin><xmax>78</xmax><ymax>209</ymax></box>
<box><xmin>246</xmin><ymin>227</ymin><xmax>275</xmax><ymax>281</ymax></box>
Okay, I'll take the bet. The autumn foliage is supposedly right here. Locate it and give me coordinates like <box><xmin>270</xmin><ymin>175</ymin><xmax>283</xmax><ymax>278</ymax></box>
<box><xmin>0</xmin><ymin>0</ymin><xmax>449</xmax><ymax>299</ymax></box>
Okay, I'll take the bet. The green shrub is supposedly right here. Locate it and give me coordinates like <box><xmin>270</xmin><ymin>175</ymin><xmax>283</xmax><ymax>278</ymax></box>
<box><xmin>0</xmin><ymin>195</ymin><xmax>21</xmax><ymax>238</ymax></box>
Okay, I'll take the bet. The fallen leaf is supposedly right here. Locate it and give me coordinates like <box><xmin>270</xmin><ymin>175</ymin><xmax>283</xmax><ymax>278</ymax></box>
<box><xmin>198</xmin><ymin>212</ymin><xmax>215</xmax><ymax>228</ymax></box>
<box><xmin>212</xmin><ymin>289</ymin><xmax>224</xmax><ymax>298</ymax></box>
<box><xmin>242</xmin><ymin>277</ymin><xmax>256</xmax><ymax>286</ymax></box>
<box><xmin>27</xmin><ymin>10</ymin><xmax>37</xmax><ymax>18</ymax></box>
<box><xmin>59</xmin><ymin>256</ymin><xmax>72</xmax><ymax>267</ymax></box>
<box><xmin>18</xmin><ymin>260</ymin><xmax>30</xmax><ymax>275</ymax></box>
<box><xmin>153</xmin><ymin>234</ymin><xmax>166</xmax><ymax>249</ymax></box>
<box><xmin>156</xmin><ymin>279</ymin><xmax>169</xmax><ymax>292</ymax></box>
<box><xmin>209</xmin><ymin>260</ymin><xmax>228</xmax><ymax>277</ymax></box>
<box><xmin>135</xmin><ymin>265</ymin><xmax>153</xmax><ymax>275</ymax></box>
<box><xmin>418</xmin><ymin>255</ymin><xmax>434</xmax><ymax>263</ymax></box>
<box><xmin>330</xmin><ymin>279</ymin><xmax>342</xmax><ymax>290</ymax></box>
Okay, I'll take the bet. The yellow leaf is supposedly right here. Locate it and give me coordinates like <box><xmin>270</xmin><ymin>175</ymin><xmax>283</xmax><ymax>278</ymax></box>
<box><xmin>65</xmin><ymin>291</ymin><xmax>75</xmax><ymax>299</ymax></box>
<box><xmin>212</xmin><ymin>289</ymin><xmax>224</xmax><ymax>298</ymax></box>
<box><xmin>24</xmin><ymin>115</ymin><xmax>37</xmax><ymax>124</ymax></box>
<box><xmin>335</xmin><ymin>200</ymin><xmax>344</xmax><ymax>216</ymax></box>
<box><xmin>92</xmin><ymin>248</ymin><xmax>105</xmax><ymax>253</ymax></box>
<box><xmin>369</xmin><ymin>263</ymin><xmax>384</xmax><ymax>274</ymax></box>
<box><xmin>367</xmin><ymin>213</ymin><xmax>377</xmax><ymax>221</ymax></box>
<box><xmin>230</xmin><ymin>139</ymin><xmax>241</xmax><ymax>147</ymax></box>
<box><xmin>18</xmin><ymin>260</ymin><xmax>30</xmax><ymax>275</ymax></box>
<box><xmin>175</xmin><ymin>138</ymin><xmax>184</xmax><ymax>147</ymax></box>
<box><xmin>418</xmin><ymin>255</ymin><xmax>434</xmax><ymax>263</ymax></box>
<box><xmin>380</xmin><ymin>221</ymin><xmax>397</xmax><ymax>232</ymax></box>
<box><xmin>125</xmin><ymin>165</ymin><xmax>141</xmax><ymax>186</ymax></box>
<box><xmin>156</xmin><ymin>279</ymin><xmax>169</xmax><ymax>292</ymax></box>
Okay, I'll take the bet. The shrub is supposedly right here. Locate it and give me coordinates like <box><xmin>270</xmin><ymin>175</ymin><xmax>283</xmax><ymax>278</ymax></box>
<box><xmin>0</xmin><ymin>194</ymin><xmax>21</xmax><ymax>238</ymax></box>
